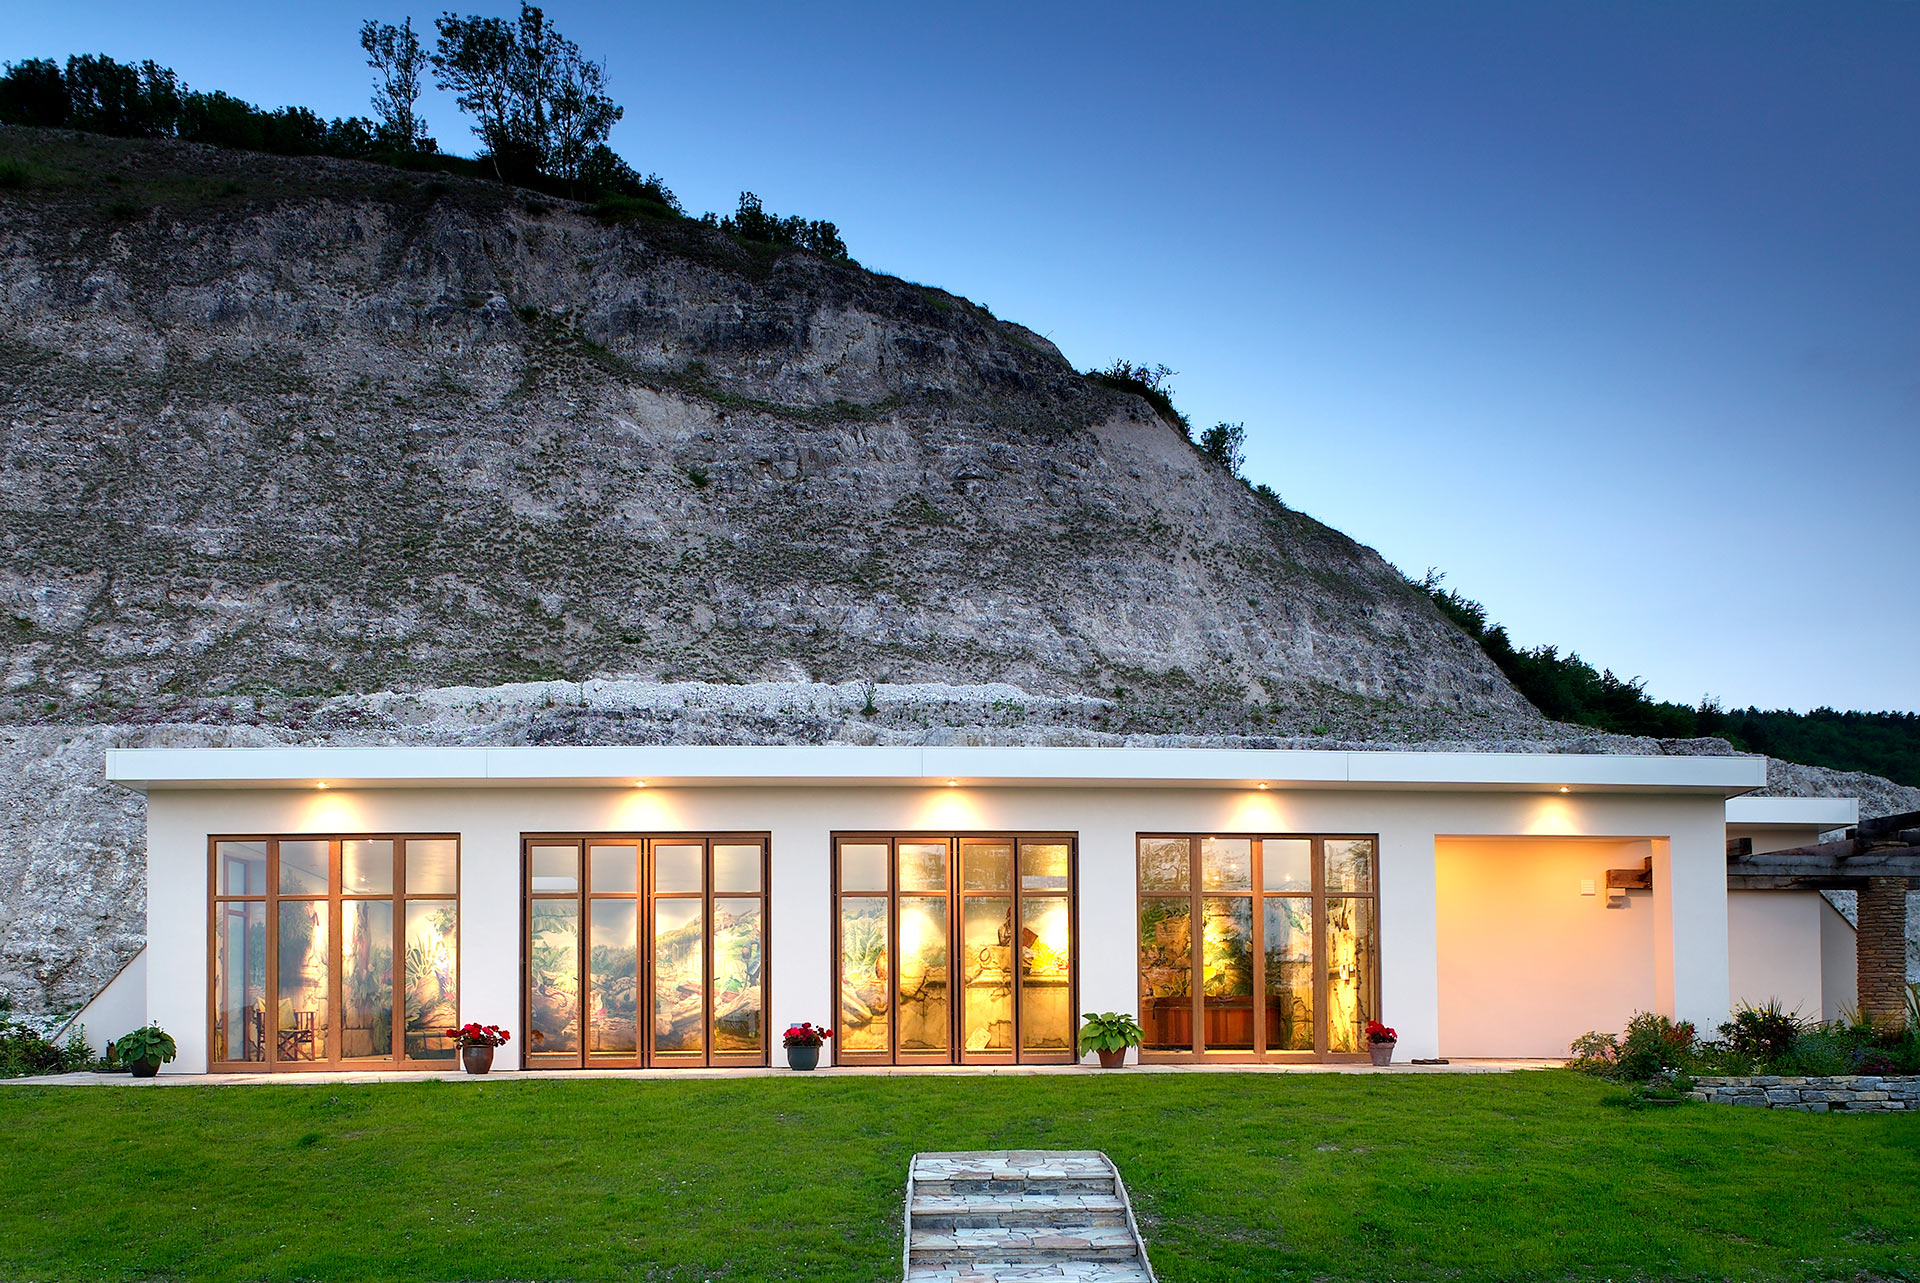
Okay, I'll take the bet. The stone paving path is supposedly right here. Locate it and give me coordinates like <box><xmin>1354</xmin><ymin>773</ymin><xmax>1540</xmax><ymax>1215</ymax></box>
<box><xmin>8</xmin><ymin>1059</ymin><xmax>1558</xmax><ymax>1087</ymax></box>
<box><xmin>904</xmin><ymin>1151</ymin><xmax>1155</xmax><ymax>1282</ymax></box>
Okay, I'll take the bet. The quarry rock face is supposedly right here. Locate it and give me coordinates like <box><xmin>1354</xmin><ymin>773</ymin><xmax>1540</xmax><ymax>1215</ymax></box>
<box><xmin>1</xmin><ymin>129</ymin><xmax>1912</xmax><ymax>1019</ymax></box>
<box><xmin>0</xmin><ymin>127</ymin><xmax>1533</xmax><ymax>737</ymax></box>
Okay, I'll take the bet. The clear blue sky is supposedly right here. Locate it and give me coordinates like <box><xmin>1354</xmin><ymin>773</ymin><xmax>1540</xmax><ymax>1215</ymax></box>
<box><xmin>13</xmin><ymin>3</ymin><xmax>1917</xmax><ymax>713</ymax></box>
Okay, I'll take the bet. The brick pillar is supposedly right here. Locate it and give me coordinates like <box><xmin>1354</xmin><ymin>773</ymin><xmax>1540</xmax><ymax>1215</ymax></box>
<box><xmin>1857</xmin><ymin>877</ymin><xmax>1910</xmax><ymax>1030</ymax></box>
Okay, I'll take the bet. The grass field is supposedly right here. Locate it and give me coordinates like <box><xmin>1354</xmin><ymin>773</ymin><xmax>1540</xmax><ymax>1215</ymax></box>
<box><xmin>1</xmin><ymin>1071</ymin><xmax>1916</xmax><ymax>1281</ymax></box>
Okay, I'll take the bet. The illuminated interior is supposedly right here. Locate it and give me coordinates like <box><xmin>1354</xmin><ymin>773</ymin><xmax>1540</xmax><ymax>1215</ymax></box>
<box><xmin>524</xmin><ymin>835</ymin><xmax>767</xmax><ymax>1069</ymax></box>
<box><xmin>1137</xmin><ymin>834</ymin><xmax>1377</xmax><ymax>1060</ymax></box>
<box><xmin>210</xmin><ymin>835</ymin><xmax>459</xmax><ymax>1070</ymax></box>
<box><xmin>836</xmin><ymin>834</ymin><xmax>1075</xmax><ymax>1065</ymax></box>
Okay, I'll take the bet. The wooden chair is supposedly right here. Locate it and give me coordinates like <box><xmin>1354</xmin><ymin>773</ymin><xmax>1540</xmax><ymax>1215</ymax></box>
<box><xmin>277</xmin><ymin>1010</ymin><xmax>317</xmax><ymax>1061</ymax></box>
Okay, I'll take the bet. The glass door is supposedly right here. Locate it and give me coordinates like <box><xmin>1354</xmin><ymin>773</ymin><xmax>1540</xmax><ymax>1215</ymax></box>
<box><xmin>959</xmin><ymin>841</ymin><xmax>1015</xmax><ymax>1061</ymax></box>
<box><xmin>524</xmin><ymin>835</ymin><xmax>768</xmax><ymax>1069</ymax></box>
<box><xmin>1135</xmin><ymin>834</ymin><xmax>1378</xmax><ymax>1062</ymax></box>
<box><xmin>835</xmin><ymin>834</ymin><xmax>1075</xmax><ymax>1066</ymax></box>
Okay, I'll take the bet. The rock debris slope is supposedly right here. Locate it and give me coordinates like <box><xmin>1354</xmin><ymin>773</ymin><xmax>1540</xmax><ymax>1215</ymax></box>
<box><xmin>0</xmin><ymin>126</ymin><xmax>1533</xmax><ymax>738</ymax></box>
<box><xmin>3</xmin><ymin>128</ymin><xmax>1911</xmax><ymax>1021</ymax></box>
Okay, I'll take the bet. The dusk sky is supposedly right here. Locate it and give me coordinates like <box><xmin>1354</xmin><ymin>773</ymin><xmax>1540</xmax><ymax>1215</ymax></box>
<box><xmin>14</xmin><ymin>3</ymin><xmax>1917</xmax><ymax>712</ymax></box>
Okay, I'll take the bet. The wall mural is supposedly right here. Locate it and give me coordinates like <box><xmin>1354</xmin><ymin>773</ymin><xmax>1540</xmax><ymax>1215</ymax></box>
<box><xmin>404</xmin><ymin>902</ymin><xmax>459</xmax><ymax>1059</ymax></box>
<box><xmin>1136</xmin><ymin>835</ymin><xmax>1377</xmax><ymax>1059</ymax></box>
<box><xmin>838</xmin><ymin>899</ymin><xmax>890</xmax><ymax>1053</ymax></box>
<box><xmin>837</xmin><ymin>836</ymin><xmax>1075</xmax><ymax>1063</ymax></box>
<box><xmin>528</xmin><ymin>837</ymin><xmax>768</xmax><ymax>1067</ymax></box>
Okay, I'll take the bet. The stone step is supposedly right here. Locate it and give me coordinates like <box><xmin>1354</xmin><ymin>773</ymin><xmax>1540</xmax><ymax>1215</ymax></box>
<box><xmin>908</xmin><ymin>1224</ymin><xmax>1141</xmax><ymax>1264</ymax></box>
<box><xmin>910</xmin><ymin>1154</ymin><xmax>1118</xmax><ymax>1199</ymax></box>
<box><xmin>905</xmin><ymin>1261</ymin><xmax>1155</xmax><ymax>1282</ymax></box>
<box><xmin>914</xmin><ymin>1175</ymin><xmax>1119</xmax><ymax>1197</ymax></box>
<box><xmin>911</xmin><ymin>1193</ymin><xmax>1129</xmax><ymax>1230</ymax></box>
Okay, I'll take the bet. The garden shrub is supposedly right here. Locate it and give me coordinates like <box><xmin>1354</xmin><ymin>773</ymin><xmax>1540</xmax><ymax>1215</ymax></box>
<box><xmin>1784</xmin><ymin>1027</ymin><xmax>1861</xmax><ymax>1077</ymax></box>
<box><xmin>1567</xmin><ymin>1029</ymin><xmax>1620</xmax><ymax>1075</ymax></box>
<box><xmin>1577</xmin><ymin>1000</ymin><xmax>1920</xmax><ymax>1085</ymax></box>
<box><xmin>0</xmin><ymin>997</ymin><xmax>96</xmax><ymax>1078</ymax></box>
<box><xmin>1719</xmin><ymin>1000</ymin><xmax>1804</xmax><ymax>1063</ymax></box>
<box><xmin>1616</xmin><ymin>1011</ymin><xmax>1697</xmax><ymax>1080</ymax></box>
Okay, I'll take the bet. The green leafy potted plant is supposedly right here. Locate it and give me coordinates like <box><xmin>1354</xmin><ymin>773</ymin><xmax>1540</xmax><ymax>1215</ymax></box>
<box><xmin>445</xmin><ymin>1023</ymin><xmax>510</xmax><ymax>1075</ymax></box>
<box><xmin>782</xmin><ymin>1022</ymin><xmax>833</xmax><ymax>1070</ymax></box>
<box><xmin>114</xmin><ymin>1023</ymin><xmax>176</xmax><ymax>1078</ymax></box>
<box><xmin>1077</xmin><ymin>1011</ymin><xmax>1144</xmax><ymax>1068</ymax></box>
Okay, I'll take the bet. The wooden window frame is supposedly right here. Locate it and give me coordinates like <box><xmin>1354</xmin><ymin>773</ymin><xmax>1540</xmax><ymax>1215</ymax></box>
<box><xmin>520</xmin><ymin>833</ymin><xmax>771</xmax><ymax>1071</ymax></box>
<box><xmin>205</xmin><ymin>834</ymin><xmax>462</xmax><ymax>1074</ymax></box>
<box><xmin>831</xmin><ymin>832</ymin><xmax>1079</xmax><ymax>1067</ymax></box>
<box><xmin>1134</xmin><ymin>833</ymin><xmax>1379</xmax><ymax>1065</ymax></box>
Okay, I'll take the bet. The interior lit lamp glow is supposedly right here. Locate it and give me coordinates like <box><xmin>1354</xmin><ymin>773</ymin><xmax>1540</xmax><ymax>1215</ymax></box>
<box><xmin>1559</xmin><ymin>786</ymin><xmax>1570</xmax><ymax>793</ymax></box>
<box><xmin>946</xmin><ymin>779</ymin><xmax>958</xmax><ymax>787</ymax></box>
<box><xmin>1257</xmin><ymin>782</ymin><xmax>1269</xmax><ymax>790</ymax></box>
<box><xmin>634</xmin><ymin>780</ymin><xmax>648</xmax><ymax>788</ymax></box>
<box><xmin>316</xmin><ymin>782</ymin><xmax>328</xmax><ymax>790</ymax></box>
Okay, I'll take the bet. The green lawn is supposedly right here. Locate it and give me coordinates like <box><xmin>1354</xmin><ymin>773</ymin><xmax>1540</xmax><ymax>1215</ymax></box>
<box><xmin>0</xmin><ymin>1072</ymin><xmax>1915</xmax><ymax>1282</ymax></box>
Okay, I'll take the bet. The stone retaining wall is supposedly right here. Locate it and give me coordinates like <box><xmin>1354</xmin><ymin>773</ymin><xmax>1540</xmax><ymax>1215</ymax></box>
<box><xmin>1693</xmin><ymin>1075</ymin><xmax>1919</xmax><ymax>1112</ymax></box>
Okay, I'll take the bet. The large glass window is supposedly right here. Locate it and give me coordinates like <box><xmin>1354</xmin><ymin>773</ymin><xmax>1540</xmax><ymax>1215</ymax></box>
<box><xmin>524</xmin><ymin>835</ymin><xmax>768</xmax><ymax>1069</ymax></box>
<box><xmin>210</xmin><ymin>835</ymin><xmax>459</xmax><ymax>1070</ymax></box>
<box><xmin>1136</xmin><ymin>834</ymin><xmax>1377</xmax><ymax>1060</ymax></box>
<box><xmin>835</xmin><ymin>834</ymin><xmax>1075</xmax><ymax>1066</ymax></box>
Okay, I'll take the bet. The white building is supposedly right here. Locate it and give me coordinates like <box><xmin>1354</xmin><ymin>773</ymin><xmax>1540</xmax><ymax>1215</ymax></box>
<box><xmin>97</xmin><ymin>745</ymin><xmax>1859</xmax><ymax>1073</ymax></box>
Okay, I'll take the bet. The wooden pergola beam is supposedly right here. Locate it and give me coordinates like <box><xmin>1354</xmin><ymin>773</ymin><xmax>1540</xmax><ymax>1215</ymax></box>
<box><xmin>1727</xmin><ymin>841</ymin><xmax>1920</xmax><ymax>889</ymax></box>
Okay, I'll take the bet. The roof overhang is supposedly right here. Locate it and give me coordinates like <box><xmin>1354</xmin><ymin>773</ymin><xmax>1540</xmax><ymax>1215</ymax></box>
<box><xmin>103</xmin><ymin>745</ymin><xmax>1769</xmax><ymax>796</ymax></box>
<box><xmin>1725</xmin><ymin>796</ymin><xmax>1859</xmax><ymax>830</ymax></box>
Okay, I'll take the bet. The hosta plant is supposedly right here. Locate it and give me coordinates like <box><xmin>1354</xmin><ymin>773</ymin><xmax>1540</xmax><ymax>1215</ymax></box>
<box><xmin>1077</xmin><ymin>1011</ymin><xmax>1144</xmax><ymax>1057</ymax></box>
<box><xmin>114</xmin><ymin>1024</ymin><xmax>176</xmax><ymax>1069</ymax></box>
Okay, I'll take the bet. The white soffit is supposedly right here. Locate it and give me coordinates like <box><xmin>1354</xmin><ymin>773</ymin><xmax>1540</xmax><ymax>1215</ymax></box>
<box><xmin>103</xmin><ymin>745</ymin><xmax>1768</xmax><ymax>795</ymax></box>
<box><xmin>1725</xmin><ymin>795</ymin><xmax>1859</xmax><ymax>828</ymax></box>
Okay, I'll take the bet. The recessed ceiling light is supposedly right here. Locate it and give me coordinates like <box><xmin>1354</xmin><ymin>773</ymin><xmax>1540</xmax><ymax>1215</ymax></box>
<box><xmin>634</xmin><ymin>780</ymin><xmax>648</xmax><ymax>788</ymax></box>
<box><xmin>1559</xmin><ymin>786</ymin><xmax>1570</xmax><ymax>793</ymax></box>
<box><xmin>946</xmin><ymin>779</ymin><xmax>958</xmax><ymax>787</ymax></box>
<box><xmin>316</xmin><ymin>782</ymin><xmax>328</xmax><ymax>790</ymax></box>
<box><xmin>1257</xmin><ymin>782</ymin><xmax>1269</xmax><ymax>790</ymax></box>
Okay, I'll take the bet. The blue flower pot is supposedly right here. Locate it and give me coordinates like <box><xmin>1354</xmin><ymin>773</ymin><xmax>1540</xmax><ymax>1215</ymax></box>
<box><xmin>787</xmin><ymin>1044</ymin><xmax>821</xmax><ymax>1071</ymax></box>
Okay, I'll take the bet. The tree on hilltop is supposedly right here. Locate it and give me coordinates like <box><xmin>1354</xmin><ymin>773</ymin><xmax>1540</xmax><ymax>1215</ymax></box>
<box><xmin>360</xmin><ymin>17</ymin><xmax>433</xmax><ymax>152</ymax></box>
<box><xmin>430</xmin><ymin>3</ymin><xmax>621</xmax><ymax>189</ymax></box>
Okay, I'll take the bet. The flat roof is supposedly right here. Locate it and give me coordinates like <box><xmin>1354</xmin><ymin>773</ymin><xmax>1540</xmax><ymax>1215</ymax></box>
<box><xmin>104</xmin><ymin>745</ymin><xmax>1768</xmax><ymax>795</ymax></box>
<box><xmin>1725</xmin><ymin>795</ymin><xmax>1858</xmax><ymax>828</ymax></box>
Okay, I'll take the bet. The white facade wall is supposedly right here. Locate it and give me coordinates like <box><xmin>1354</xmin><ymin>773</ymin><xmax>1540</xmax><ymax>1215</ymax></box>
<box><xmin>1436</xmin><ymin>838</ymin><xmax>1657</xmax><ymax>1059</ymax></box>
<box><xmin>141</xmin><ymin>778</ymin><xmax>1741</xmax><ymax>1073</ymax></box>
<box><xmin>1727</xmin><ymin>891</ymin><xmax>1826</xmax><ymax>1021</ymax></box>
<box><xmin>60</xmin><ymin>948</ymin><xmax>148</xmax><ymax>1057</ymax></box>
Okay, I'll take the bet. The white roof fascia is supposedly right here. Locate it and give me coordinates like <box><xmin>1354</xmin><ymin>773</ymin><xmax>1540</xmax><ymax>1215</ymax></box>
<box><xmin>1725</xmin><ymin>796</ymin><xmax>1860</xmax><ymax>828</ymax></box>
<box><xmin>104</xmin><ymin>745</ymin><xmax>1769</xmax><ymax>795</ymax></box>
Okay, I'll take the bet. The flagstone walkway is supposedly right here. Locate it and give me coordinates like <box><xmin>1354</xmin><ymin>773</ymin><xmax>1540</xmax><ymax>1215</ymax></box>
<box><xmin>903</xmin><ymin>1151</ymin><xmax>1156</xmax><ymax>1282</ymax></box>
<box><xmin>8</xmin><ymin>1059</ymin><xmax>1558</xmax><ymax>1086</ymax></box>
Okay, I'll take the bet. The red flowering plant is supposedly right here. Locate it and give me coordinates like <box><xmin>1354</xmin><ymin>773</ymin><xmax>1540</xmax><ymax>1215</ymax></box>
<box><xmin>1366</xmin><ymin>1020</ymin><xmax>1397</xmax><ymax>1045</ymax></box>
<box><xmin>445</xmin><ymin>1023</ymin><xmax>512</xmax><ymax>1049</ymax></box>
<box><xmin>782</xmin><ymin>1022</ymin><xmax>833</xmax><ymax>1048</ymax></box>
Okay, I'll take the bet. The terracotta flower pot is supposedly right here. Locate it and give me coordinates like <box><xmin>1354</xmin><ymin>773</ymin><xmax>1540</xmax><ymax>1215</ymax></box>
<box><xmin>1096</xmin><ymin>1049</ymin><xmax>1127</xmax><ymax>1068</ymax></box>
<box><xmin>787</xmin><ymin>1044</ymin><xmax>821</xmax><ymax>1071</ymax></box>
<box><xmin>461</xmin><ymin>1043</ymin><xmax>495</xmax><ymax>1075</ymax></box>
<box><xmin>1369</xmin><ymin>1041</ymin><xmax>1395</xmax><ymax>1067</ymax></box>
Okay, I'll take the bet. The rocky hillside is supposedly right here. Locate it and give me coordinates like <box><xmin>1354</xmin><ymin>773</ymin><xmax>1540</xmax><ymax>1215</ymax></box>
<box><xmin>0</xmin><ymin>125</ymin><xmax>1537</xmax><ymax>738</ymax></box>
<box><xmin>3</xmin><ymin>128</ymin><xmax>1912</xmax><ymax>1021</ymax></box>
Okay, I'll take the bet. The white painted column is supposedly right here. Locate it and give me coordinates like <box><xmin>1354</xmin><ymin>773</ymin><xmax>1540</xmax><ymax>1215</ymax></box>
<box><xmin>768</xmin><ymin>795</ymin><xmax>834</xmax><ymax>1059</ymax></box>
<box><xmin>146</xmin><ymin>793</ymin><xmax>208</xmax><ymax>1074</ymax></box>
<box><xmin>1075</xmin><ymin>795</ymin><xmax>1141</xmax><ymax>1062</ymax></box>
<box><xmin>1653</xmin><ymin>815</ymin><xmax>1732</xmax><ymax>1035</ymax></box>
<box><xmin>1377</xmin><ymin>818</ymin><xmax>1440</xmax><ymax>1061</ymax></box>
<box><xmin>460</xmin><ymin>808</ymin><xmax>523</xmax><ymax>1068</ymax></box>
